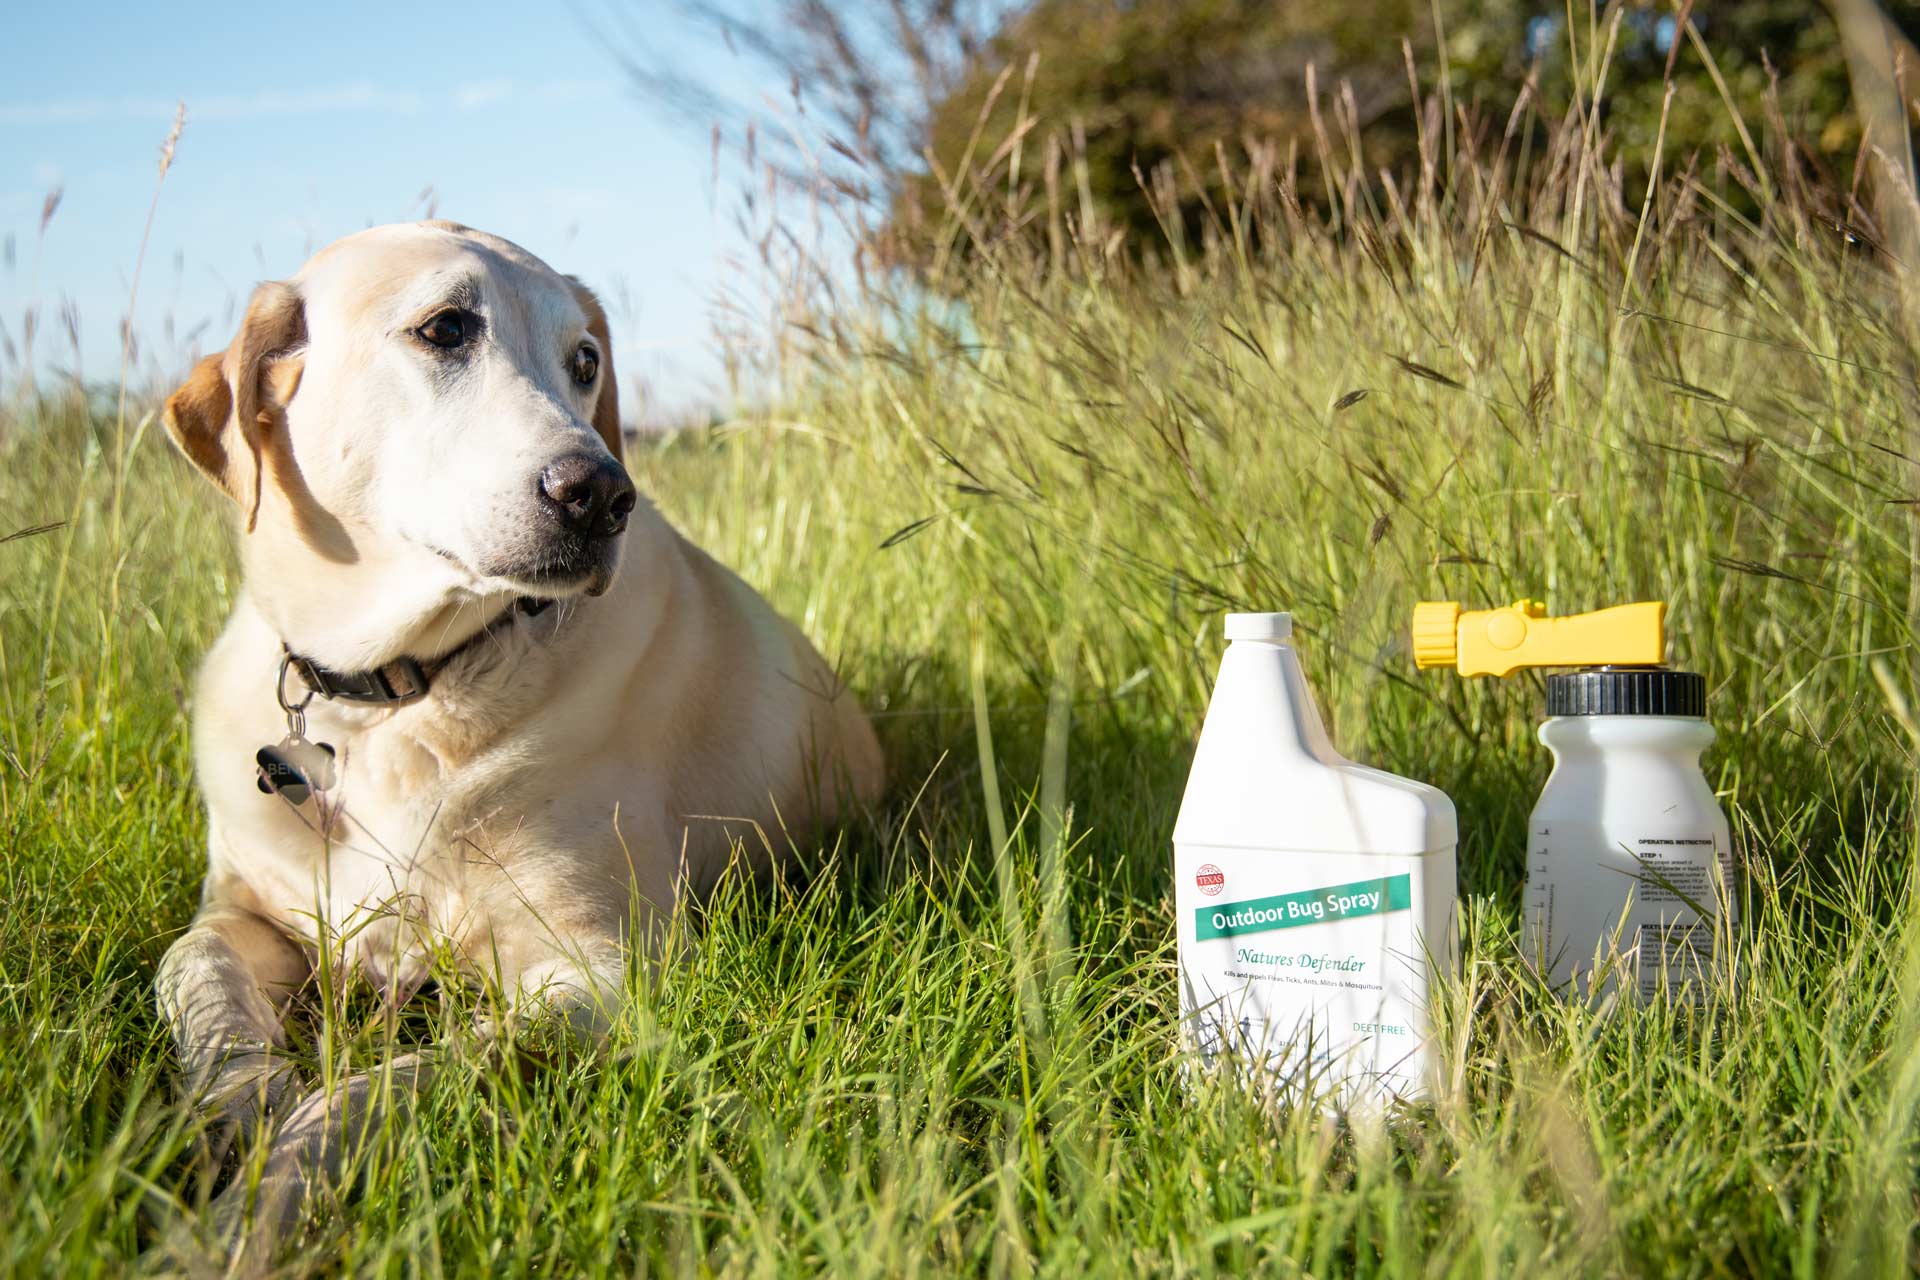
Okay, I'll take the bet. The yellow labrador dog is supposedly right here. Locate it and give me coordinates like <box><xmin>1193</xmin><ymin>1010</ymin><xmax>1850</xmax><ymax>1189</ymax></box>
<box><xmin>155</xmin><ymin>221</ymin><xmax>882</xmax><ymax>1239</ymax></box>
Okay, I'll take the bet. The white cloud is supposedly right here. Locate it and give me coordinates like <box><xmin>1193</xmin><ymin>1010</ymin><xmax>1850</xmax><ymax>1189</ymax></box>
<box><xmin>454</xmin><ymin>79</ymin><xmax>515</xmax><ymax>110</ymax></box>
<box><xmin>0</xmin><ymin>79</ymin><xmax>618</xmax><ymax>128</ymax></box>
<box><xmin>191</xmin><ymin>82</ymin><xmax>423</xmax><ymax>121</ymax></box>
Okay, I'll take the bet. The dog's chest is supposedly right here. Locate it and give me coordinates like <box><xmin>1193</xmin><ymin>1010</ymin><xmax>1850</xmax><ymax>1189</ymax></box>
<box><xmin>260</xmin><ymin>715</ymin><xmax>534</xmax><ymax>992</ymax></box>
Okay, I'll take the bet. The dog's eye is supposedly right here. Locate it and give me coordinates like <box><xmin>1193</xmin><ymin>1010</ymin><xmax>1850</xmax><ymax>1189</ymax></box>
<box><xmin>571</xmin><ymin>344</ymin><xmax>599</xmax><ymax>387</ymax></box>
<box><xmin>417</xmin><ymin>310</ymin><xmax>469</xmax><ymax>350</ymax></box>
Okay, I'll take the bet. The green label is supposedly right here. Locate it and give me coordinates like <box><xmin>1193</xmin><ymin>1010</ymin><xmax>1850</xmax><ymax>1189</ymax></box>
<box><xmin>1196</xmin><ymin>874</ymin><xmax>1412</xmax><ymax>940</ymax></box>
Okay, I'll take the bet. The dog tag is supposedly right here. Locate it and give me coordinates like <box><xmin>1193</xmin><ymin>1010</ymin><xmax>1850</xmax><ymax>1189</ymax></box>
<box><xmin>262</xmin><ymin>651</ymin><xmax>338</xmax><ymax>805</ymax></box>
<box><xmin>256</xmin><ymin>734</ymin><xmax>336</xmax><ymax>805</ymax></box>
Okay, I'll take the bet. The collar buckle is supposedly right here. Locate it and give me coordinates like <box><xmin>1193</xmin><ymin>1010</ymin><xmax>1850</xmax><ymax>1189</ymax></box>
<box><xmin>287</xmin><ymin>652</ymin><xmax>431</xmax><ymax>705</ymax></box>
<box><xmin>375</xmin><ymin>657</ymin><xmax>429</xmax><ymax>701</ymax></box>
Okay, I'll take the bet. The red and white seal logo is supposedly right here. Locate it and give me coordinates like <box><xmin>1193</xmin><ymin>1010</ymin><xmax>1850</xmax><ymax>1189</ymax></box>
<box><xmin>1195</xmin><ymin>863</ymin><xmax>1225</xmax><ymax>896</ymax></box>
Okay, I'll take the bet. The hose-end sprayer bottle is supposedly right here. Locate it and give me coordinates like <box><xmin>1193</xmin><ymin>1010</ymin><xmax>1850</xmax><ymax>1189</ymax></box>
<box><xmin>1413</xmin><ymin>600</ymin><xmax>1736</xmax><ymax>1003</ymax></box>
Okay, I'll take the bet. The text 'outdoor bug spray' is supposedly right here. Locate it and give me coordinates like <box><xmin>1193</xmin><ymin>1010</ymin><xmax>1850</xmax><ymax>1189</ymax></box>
<box><xmin>1173</xmin><ymin>613</ymin><xmax>1458</xmax><ymax>1106</ymax></box>
<box><xmin>1412</xmin><ymin>599</ymin><xmax>1736</xmax><ymax>1003</ymax></box>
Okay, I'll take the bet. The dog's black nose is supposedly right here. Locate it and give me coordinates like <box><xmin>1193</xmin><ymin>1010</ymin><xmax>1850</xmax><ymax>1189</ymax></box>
<box><xmin>538</xmin><ymin>454</ymin><xmax>637</xmax><ymax>538</ymax></box>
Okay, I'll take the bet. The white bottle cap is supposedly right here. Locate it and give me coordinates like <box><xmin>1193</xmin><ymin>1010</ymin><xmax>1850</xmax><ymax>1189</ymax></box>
<box><xmin>1224</xmin><ymin>612</ymin><xmax>1293</xmax><ymax>642</ymax></box>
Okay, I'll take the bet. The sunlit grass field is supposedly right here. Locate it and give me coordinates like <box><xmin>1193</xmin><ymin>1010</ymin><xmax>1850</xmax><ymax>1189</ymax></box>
<box><xmin>4</xmin><ymin>80</ymin><xmax>1920</xmax><ymax>1275</ymax></box>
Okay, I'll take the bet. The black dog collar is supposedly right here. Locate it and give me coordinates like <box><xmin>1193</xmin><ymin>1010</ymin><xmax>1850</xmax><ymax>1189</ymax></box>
<box><xmin>284</xmin><ymin>596</ymin><xmax>551</xmax><ymax>706</ymax></box>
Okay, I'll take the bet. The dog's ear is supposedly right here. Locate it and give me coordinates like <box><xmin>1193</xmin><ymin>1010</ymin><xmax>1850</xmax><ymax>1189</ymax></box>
<box><xmin>164</xmin><ymin>281</ymin><xmax>306</xmax><ymax>531</ymax></box>
<box><xmin>569</xmin><ymin>279</ymin><xmax>623</xmax><ymax>459</ymax></box>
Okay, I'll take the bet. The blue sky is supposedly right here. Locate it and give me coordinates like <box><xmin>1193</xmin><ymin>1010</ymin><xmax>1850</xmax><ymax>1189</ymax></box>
<box><xmin>0</xmin><ymin>1</ymin><xmax>781</xmax><ymax>421</ymax></box>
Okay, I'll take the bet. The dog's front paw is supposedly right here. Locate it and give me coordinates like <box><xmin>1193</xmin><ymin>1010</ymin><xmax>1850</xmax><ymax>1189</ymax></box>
<box><xmin>193</xmin><ymin>1050</ymin><xmax>300</xmax><ymax>1165</ymax></box>
<box><xmin>203</xmin><ymin>1052</ymin><xmax>435</xmax><ymax>1264</ymax></box>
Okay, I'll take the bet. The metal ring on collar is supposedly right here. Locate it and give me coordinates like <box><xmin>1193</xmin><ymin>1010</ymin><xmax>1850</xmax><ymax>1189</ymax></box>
<box><xmin>276</xmin><ymin>650</ymin><xmax>316</xmax><ymax>715</ymax></box>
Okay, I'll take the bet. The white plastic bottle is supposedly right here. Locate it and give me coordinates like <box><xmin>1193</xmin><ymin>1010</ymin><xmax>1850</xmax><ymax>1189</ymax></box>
<box><xmin>1172</xmin><ymin>613</ymin><xmax>1457</xmax><ymax>1105</ymax></box>
<box><xmin>1524</xmin><ymin>668</ymin><xmax>1735</xmax><ymax>1001</ymax></box>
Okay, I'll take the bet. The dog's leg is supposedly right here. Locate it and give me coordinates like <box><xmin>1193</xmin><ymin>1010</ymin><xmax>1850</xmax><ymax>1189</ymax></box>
<box><xmin>490</xmin><ymin>944</ymin><xmax>630</xmax><ymax>1040</ymax></box>
<box><xmin>206</xmin><ymin>942</ymin><xmax>627</xmax><ymax>1262</ymax></box>
<box><xmin>209</xmin><ymin>1049</ymin><xmax>433</xmax><ymax>1267</ymax></box>
<box><xmin>155</xmin><ymin>904</ymin><xmax>310</xmax><ymax>1151</ymax></box>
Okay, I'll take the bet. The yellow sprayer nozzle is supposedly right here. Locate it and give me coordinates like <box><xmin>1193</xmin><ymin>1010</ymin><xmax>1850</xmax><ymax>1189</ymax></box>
<box><xmin>1410</xmin><ymin>599</ymin><xmax>1666</xmax><ymax>677</ymax></box>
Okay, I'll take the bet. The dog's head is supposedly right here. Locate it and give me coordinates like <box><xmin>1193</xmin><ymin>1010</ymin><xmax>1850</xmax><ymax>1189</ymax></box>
<box><xmin>164</xmin><ymin>222</ymin><xmax>638</xmax><ymax>668</ymax></box>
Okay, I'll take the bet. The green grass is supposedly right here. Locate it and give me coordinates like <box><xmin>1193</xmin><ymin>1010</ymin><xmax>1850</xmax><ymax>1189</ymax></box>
<box><xmin>4</xmin><ymin>76</ymin><xmax>1920</xmax><ymax>1277</ymax></box>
